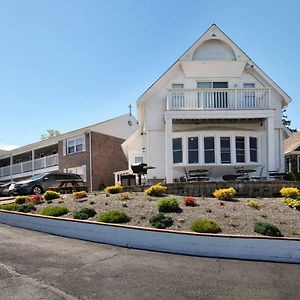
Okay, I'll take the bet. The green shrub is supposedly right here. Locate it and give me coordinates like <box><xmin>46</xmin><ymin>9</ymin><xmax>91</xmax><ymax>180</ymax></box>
<box><xmin>97</xmin><ymin>210</ymin><xmax>131</xmax><ymax>223</ymax></box>
<box><xmin>283</xmin><ymin>172</ymin><xmax>297</xmax><ymax>181</ymax></box>
<box><xmin>104</xmin><ymin>185</ymin><xmax>123</xmax><ymax>194</ymax></box>
<box><xmin>18</xmin><ymin>203</ymin><xmax>36</xmax><ymax>213</ymax></box>
<box><xmin>144</xmin><ymin>184</ymin><xmax>167</xmax><ymax>197</ymax></box>
<box><xmin>282</xmin><ymin>198</ymin><xmax>300</xmax><ymax>209</ymax></box>
<box><xmin>0</xmin><ymin>203</ymin><xmax>20</xmax><ymax>211</ymax></box>
<box><xmin>157</xmin><ymin>198</ymin><xmax>181</xmax><ymax>213</ymax></box>
<box><xmin>44</xmin><ymin>191</ymin><xmax>60</xmax><ymax>200</ymax></box>
<box><xmin>191</xmin><ymin>219</ymin><xmax>221</xmax><ymax>233</ymax></box>
<box><xmin>279</xmin><ymin>187</ymin><xmax>299</xmax><ymax>199</ymax></box>
<box><xmin>254</xmin><ymin>221</ymin><xmax>282</xmax><ymax>237</ymax></box>
<box><xmin>40</xmin><ymin>206</ymin><xmax>69</xmax><ymax>217</ymax></box>
<box><xmin>149</xmin><ymin>213</ymin><xmax>173</xmax><ymax>229</ymax></box>
<box><xmin>74</xmin><ymin>208</ymin><xmax>96</xmax><ymax>220</ymax></box>
<box><xmin>213</xmin><ymin>187</ymin><xmax>237</xmax><ymax>200</ymax></box>
<box><xmin>15</xmin><ymin>196</ymin><xmax>29</xmax><ymax>204</ymax></box>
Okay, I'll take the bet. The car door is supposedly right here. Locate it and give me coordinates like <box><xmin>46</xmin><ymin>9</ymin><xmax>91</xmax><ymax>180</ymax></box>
<box><xmin>42</xmin><ymin>174</ymin><xmax>56</xmax><ymax>190</ymax></box>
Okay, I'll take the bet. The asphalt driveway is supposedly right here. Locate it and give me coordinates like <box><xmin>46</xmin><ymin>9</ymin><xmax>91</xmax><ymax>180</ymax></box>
<box><xmin>0</xmin><ymin>224</ymin><xmax>299</xmax><ymax>300</ymax></box>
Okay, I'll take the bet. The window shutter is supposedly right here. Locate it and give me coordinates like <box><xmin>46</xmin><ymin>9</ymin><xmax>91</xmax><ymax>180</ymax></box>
<box><xmin>63</xmin><ymin>140</ymin><xmax>66</xmax><ymax>156</ymax></box>
<box><xmin>82</xmin><ymin>135</ymin><xmax>86</xmax><ymax>152</ymax></box>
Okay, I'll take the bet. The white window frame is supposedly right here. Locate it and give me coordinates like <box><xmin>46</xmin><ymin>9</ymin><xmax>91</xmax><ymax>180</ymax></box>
<box><xmin>66</xmin><ymin>135</ymin><xmax>85</xmax><ymax>155</ymax></box>
<box><xmin>66</xmin><ymin>165</ymin><xmax>87</xmax><ymax>182</ymax></box>
<box><xmin>134</xmin><ymin>156</ymin><xmax>144</xmax><ymax>164</ymax></box>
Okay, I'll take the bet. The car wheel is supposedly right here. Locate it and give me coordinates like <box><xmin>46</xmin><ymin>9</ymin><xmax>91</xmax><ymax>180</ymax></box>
<box><xmin>31</xmin><ymin>186</ymin><xmax>43</xmax><ymax>195</ymax></box>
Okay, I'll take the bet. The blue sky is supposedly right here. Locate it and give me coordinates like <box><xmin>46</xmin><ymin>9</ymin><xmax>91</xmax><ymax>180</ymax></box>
<box><xmin>0</xmin><ymin>0</ymin><xmax>299</xmax><ymax>149</ymax></box>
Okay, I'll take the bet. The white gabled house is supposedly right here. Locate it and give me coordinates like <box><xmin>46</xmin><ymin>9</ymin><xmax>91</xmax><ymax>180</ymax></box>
<box><xmin>119</xmin><ymin>24</ymin><xmax>291</xmax><ymax>183</ymax></box>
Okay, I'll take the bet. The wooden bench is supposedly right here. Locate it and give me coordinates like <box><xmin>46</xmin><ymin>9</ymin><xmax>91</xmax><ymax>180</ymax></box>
<box><xmin>49</xmin><ymin>179</ymin><xmax>88</xmax><ymax>194</ymax></box>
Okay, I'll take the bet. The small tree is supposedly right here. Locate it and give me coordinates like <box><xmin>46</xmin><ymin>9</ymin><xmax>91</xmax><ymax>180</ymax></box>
<box><xmin>41</xmin><ymin>129</ymin><xmax>61</xmax><ymax>140</ymax></box>
<box><xmin>282</xmin><ymin>109</ymin><xmax>297</xmax><ymax>132</ymax></box>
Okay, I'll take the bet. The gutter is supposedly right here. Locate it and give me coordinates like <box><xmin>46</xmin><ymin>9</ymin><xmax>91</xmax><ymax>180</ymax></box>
<box><xmin>89</xmin><ymin>131</ymin><xmax>93</xmax><ymax>191</ymax></box>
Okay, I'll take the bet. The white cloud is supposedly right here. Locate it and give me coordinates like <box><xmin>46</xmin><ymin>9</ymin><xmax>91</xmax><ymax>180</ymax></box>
<box><xmin>0</xmin><ymin>144</ymin><xmax>18</xmax><ymax>151</ymax></box>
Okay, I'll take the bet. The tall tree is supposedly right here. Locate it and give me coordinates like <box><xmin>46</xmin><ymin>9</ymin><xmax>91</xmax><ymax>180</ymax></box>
<box><xmin>41</xmin><ymin>129</ymin><xmax>62</xmax><ymax>140</ymax></box>
<box><xmin>282</xmin><ymin>109</ymin><xmax>297</xmax><ymax>132</ymax></box>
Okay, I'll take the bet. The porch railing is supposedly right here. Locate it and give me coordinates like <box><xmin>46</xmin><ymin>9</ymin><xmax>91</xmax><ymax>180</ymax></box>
<box><xmin>0</xmin><ymin>153</ymin><xmax>59</xmax><ymax>178</ymax></box>
<box><xmin>167</xmin><ymin>88</ymin><xmax>270</xmax><ymax>110</ymax></box>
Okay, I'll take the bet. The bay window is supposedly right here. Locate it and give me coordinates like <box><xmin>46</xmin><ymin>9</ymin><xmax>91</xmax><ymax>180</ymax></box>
<box><xmin>204</xmin><ymin>137</ymin><xmax>215</xmax><ymax>163</ymax></box>
<box><xmin>173</xmin><ymin>138</ymin><xmax>183</xmax><ymax>164</ymax></box>
<box><xmin>188</xmin><ymin>137</ymin><xmax>198</xmax><ymax>164</ymax></box>
<box><xmin>250</xmin><ymin>137</ymin><xmax>258</xmax><ymax>162</ymax></box>
<box><xmin>235</xmin><ymin>136</ymin><xmax>245</xmax><ymax>163</ymax></box>
<box><xmin>220</xmin><ymin>137</ymin><xmax>231</xmax><ymax>164</ymax></box>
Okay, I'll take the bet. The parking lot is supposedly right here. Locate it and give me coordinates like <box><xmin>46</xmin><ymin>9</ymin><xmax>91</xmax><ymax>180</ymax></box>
<box><xmin>0</xmin><ymin>224</ymin><xmax>300</xmax><ymax>300</ymax></box>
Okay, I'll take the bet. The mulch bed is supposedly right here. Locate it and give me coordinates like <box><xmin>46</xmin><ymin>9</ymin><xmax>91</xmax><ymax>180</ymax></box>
<box><xmin>30</xmin><ymin>192</ymin><xmax>300</xmax><ymax>238</ymax></box>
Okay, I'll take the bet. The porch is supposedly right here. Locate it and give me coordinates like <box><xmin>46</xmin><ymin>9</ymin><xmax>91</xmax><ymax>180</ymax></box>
<box><xmin>0</xmin><ymin>144</ymin><xmax>59</xmax><ymax>181</ymax></box>
<box><xmin>167</xmin><ymin>88</ymin><xmax>270</xmax><ymax>111</ymax></box>
<box><xmin>164</xmin><ymin>111</ymin><xmax>282</xmax><ymax>183</ymax></box>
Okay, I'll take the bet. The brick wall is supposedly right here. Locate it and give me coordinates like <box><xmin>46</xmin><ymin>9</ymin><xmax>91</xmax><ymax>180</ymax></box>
<box><xmin>91</xmin><ymin>131</ymin><xmax>128</xmax><ymax>190</ymax></box>
<box><xmin>58</xmin><ymin>133</ymin><xmax>91</xmax><ymax>189</ymax></box>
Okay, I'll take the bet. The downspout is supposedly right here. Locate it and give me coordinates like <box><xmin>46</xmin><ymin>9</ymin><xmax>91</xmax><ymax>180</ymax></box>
<box><xmin>89</xmin><ymin>131</ymin><xmax>93</xmax><ymax>192</ymax></box>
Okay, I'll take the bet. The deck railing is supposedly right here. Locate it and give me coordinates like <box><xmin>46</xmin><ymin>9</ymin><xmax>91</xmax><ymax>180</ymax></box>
<box><xmin>0</xmin><ymin>153</ymin><xmax>59</xmax><ymax>178</ymax></box>
<box><xmin>167</xmin><ymin>88</ymin><xmax>270</xmax><ymax>110</ymax></box>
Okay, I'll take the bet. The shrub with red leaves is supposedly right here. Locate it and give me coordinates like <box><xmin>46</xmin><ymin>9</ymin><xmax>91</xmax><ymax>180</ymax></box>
<box><xmin>184</xmin><ymin>196</ymin><xmax>197</xmax><ymax>207</ymax></box>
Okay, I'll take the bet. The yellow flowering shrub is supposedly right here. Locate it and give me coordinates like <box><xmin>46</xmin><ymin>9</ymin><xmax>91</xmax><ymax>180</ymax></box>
<box><xmin>144</xmin><ymin>184</ymin><xmax>167</xmax><ymax>197</ymax></box>
<box><xmin>213</xmin><ymin>187</ymin><xmax>237</xmax><ymax>200</ymax></box>
<box><xmin>282</xmin><ymin>198</ymin><xmax>300</xmax><ymax>209</ymax></box>
<box><xmin>104</xmin><ymin>185</ymin><xmax>123</xmax><ymax>194</ymax></box>
<box><xmin>279</xmin><ymin>187</ymin><xmax>299</xmax><ymax>199</ymax></box>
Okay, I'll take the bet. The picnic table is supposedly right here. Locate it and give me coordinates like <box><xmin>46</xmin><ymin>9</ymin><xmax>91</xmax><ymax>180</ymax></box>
<box><xmin>49</xmin><ymin>179</ymin><xmax>88</xmax><ymax>194</ymax></box>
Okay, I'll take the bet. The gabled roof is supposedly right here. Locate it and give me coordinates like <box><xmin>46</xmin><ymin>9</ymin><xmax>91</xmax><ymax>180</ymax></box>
<box><xmin>284</xmin><ymin>132</ymin><xmax>300</xmax><ymax>154</ymax></box>
<box><xmin>137</xmin><ymin>24</ymin><xmax>291</xmax><ymax>106</ymax></box>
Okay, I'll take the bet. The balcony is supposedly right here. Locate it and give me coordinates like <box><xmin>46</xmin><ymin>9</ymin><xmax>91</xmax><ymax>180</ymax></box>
<box><xmin>167</xmin><ymin>88</ymin><xmax>270</xmax><ymax>111</ymax></box>
<box><xmin>0</xmin><ymin>153</ymin><xmax>59</xmax><ymax>179</ymax></box>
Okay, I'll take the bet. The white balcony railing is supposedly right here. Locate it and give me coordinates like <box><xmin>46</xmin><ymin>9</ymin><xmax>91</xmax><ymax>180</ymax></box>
<box><xmin>167</xmin><ymin>88</ymin><xmax>270</xmax><ymax>110</ymax></box>
<box><xmin>0</xmin><ymin>153</ymin><xmax>59</xmax><ymax>179</ymax></box>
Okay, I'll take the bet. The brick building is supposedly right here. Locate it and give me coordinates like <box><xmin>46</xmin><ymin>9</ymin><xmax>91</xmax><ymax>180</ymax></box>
<box><xmin>0</xmin><ymin>114</ymin><xmax>138</xmax><ymax>191</ymax></box>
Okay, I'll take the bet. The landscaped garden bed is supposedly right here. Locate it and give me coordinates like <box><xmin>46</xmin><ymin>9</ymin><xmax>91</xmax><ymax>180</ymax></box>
<box><xmin>1</xmin><ymin>186</ymin><xmax>300</xmax><ymax>238</ymax></box>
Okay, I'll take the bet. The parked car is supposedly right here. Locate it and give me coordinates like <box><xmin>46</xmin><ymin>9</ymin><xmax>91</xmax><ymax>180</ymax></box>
<box><xmin>0</xmin><ymin>182</ymin><xmax>14</xmax><ymax>197</ymax></box>
<box><xmin>9</xmin><ymin>172</ymin><xmax>84</xmax><ymax>195</ymax></box>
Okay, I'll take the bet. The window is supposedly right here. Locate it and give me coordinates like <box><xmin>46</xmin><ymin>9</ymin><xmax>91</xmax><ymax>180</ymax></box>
<box><xmin>235</xmin><ymin>137</ymin><xmax>245</xmax><ymax>163</ymax></box>
<box><xmin>134</xmin><ymin>156</ymin><xmax>144</xmax><ymax>164</ymax></box>
<box><xmin>197</xmin><ymin>82</ymin><xmax>228</xmax><ymax>108</ymax></box>
<box><xmin>243</xmin><ymin>83</ymin><xmax>255</xmax><ymax>108</ymax></box>
<box><xmin>220</xmin><ymin>137</ymin><xmax>231</xmax><ymax>164</ymax></box>
<box><xmin>250</xmin><ymin>137</ymin><xmax>258</xmax><ymax>162</ymax></box>
<box><xmin>173</xmin><ymin>138</ymin><xmax>183</xmax><ymax>164</ymax></box>
<box><xmin>67</xmin><ymin>165</ymin><xmax>87</xmax><ymax>182</ymax></box>
<box><xmin>188</xmin><ymin>137</ymin><xmax>198</xmax><ymax>164</ymax></box>
<box><xmin>67</xmin><ymin>136</ymin><xmax>84</xmax><ymax>154</ymax></box>
<box><xmin>204</xmin><ymin>137</ymin><xmax>215</xmax><ymax>163</ymax></box>
<box><xmin>171</xmin><ymin>84</ymin><xmax>184</xmax><ymax>109</ymax></box>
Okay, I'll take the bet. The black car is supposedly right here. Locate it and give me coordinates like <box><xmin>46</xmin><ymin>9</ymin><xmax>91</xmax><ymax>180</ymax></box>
<box><xmin>9</xmin><ymin>172</ymin><xmax>84</xmax><ymax>195</ymax></box>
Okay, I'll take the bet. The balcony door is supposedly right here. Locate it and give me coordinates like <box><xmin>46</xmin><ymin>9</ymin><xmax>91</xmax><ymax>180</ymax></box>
<box><xmin>197</xmin><ymin>81</ymin><xmax>228</xmax><ymax>109</ymax></box>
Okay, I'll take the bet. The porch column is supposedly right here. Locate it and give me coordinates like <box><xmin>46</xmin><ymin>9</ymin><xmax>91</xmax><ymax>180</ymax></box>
<box><xmin>165</xmin><ymin>115</ymin><xmax>173</xmax><ymax>183</ymax></box>
<box><xmin>31</xmin><ymin>149</ymin><xmax>35</xmax><ymax>172</ymax></box>
<box><xmin>10</xmin><ymin>155</ymin><xmax>13</xmax><ymax>181</ymax></box>
<box><xmin>279</xmin><ymin>128</ymin><xmax>285</xmax><ymax>173</ymax></box>
<box><xmin>267</xmin><ymin>117</ymin><xmax>275</xmax><ymax>173</ymax></box>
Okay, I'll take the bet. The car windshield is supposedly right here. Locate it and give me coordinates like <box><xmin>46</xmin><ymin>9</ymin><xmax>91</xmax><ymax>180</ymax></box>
<box><xmin>30</xmin><ymin>174</ymin><xmax>45</xmax><ymax>180</ymax></box>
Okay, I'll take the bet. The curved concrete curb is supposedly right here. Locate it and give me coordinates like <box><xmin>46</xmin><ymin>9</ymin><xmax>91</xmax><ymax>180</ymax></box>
<box><xmin>0</xmin><ymin>210</ymin><xmax>300</xmax><ymax>263</ymax></box>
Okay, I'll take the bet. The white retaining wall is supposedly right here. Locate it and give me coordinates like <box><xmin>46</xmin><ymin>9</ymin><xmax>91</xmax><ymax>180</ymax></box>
<box><xmin>0</xmin><ymin>210</ymin><xmax>300</xmax><ymax>264</ymax></box>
